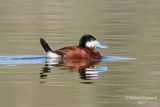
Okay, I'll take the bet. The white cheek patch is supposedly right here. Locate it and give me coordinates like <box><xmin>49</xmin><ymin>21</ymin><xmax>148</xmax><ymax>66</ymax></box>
<box><xmin>86</xmin><ymin>40</ymin><xmax>97</xmax><ymax>48</ymax></box>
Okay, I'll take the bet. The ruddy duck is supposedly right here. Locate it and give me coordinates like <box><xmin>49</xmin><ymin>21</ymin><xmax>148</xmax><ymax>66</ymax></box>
<box><xmin>40</xmin><ymin>34</ymin><xmax>107</xmax><ymax>60</ymax></box>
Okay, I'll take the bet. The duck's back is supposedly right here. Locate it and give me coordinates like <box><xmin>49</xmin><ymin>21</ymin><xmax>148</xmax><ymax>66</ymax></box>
<box><xmin>55</xmin><ymin>46</ymin><xmax>101</xmax><ymax>60</ymax></box>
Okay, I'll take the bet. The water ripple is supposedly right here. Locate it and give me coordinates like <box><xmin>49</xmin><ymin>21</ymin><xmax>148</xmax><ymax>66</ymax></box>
<box><xmin>0</xmin><ymin>55</ymin><xmax>135</xmax><ymax>65</ymax></box>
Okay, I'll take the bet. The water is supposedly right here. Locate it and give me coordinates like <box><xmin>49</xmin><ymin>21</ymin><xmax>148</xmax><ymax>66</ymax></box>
<box><xmin>0</xmin><ymin>0</ymin><xmax>160</xmax><ymax>107</ymax></box>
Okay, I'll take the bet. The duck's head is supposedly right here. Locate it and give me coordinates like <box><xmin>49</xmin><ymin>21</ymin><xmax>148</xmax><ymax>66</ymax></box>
<box><xmin>79</xmin><ymin>34</ymin><xmax>107</xmax><ymax>49</ymax></box>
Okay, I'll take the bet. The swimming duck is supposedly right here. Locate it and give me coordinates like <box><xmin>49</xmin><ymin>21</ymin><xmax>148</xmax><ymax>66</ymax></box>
<box><xmin>40</xmin><ymin>34</ymin><xmax>107</xmax><ymax>60</ymax></box>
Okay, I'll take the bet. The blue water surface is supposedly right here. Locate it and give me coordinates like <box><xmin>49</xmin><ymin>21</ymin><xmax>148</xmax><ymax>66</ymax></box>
<box><xmin>0</xmin><ymin>55</ymin><xmax>47</xmax><ymax>65</ymax></box>
<box><xmin>0</xmin><ymin>55</ymin><xmax>135</xmax><ymax>65</ymax></box>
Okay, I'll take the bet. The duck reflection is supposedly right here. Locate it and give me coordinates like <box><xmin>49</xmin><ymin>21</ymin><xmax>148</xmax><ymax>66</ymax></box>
<box><xmin>40</xmin><ymin>58</ymin><xmax>107</xmax><ymax>82</ymax></box>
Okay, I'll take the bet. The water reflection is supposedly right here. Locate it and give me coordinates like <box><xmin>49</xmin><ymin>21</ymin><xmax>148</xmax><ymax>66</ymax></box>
<box><xmin>0</xmin><ymin>54</ymin><xmax>134</xmax><ymax>84</ymax></box>
<box><xmin>0</xmin><ymin>55</ymin><xmax>134</xmax><ymax>83</ymax></box>
<box><xmin>40</xmin><ymin>58</ymin><xmax>107</xmax><ymax>82</ymax></box>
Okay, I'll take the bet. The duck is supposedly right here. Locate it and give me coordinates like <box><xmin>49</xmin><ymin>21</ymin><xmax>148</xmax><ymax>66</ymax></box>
<box><xmin>40</xmin><ymin>34</ymin><xmax>107</xmax><ymax>60</ymax></box>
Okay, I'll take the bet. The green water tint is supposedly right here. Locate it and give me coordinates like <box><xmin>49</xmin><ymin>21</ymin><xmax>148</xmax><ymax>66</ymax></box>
<box><xmin>0</xmin><ymin>0</ymin><xmax>160</xmax><ymax>107</ymax></box>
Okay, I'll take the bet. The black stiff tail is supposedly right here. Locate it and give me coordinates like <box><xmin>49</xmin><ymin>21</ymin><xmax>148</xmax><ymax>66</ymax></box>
<box><xmin>40</xmin><ymin>38</ymin><xmax>52</xmax><ymax>52</ymax></box>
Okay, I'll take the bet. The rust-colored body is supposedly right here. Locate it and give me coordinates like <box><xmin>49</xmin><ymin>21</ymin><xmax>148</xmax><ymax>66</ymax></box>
<box><xmin>55</xmin><ymin>46</ymin><xmax>101</xmax><ymax>60</ymax></box>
